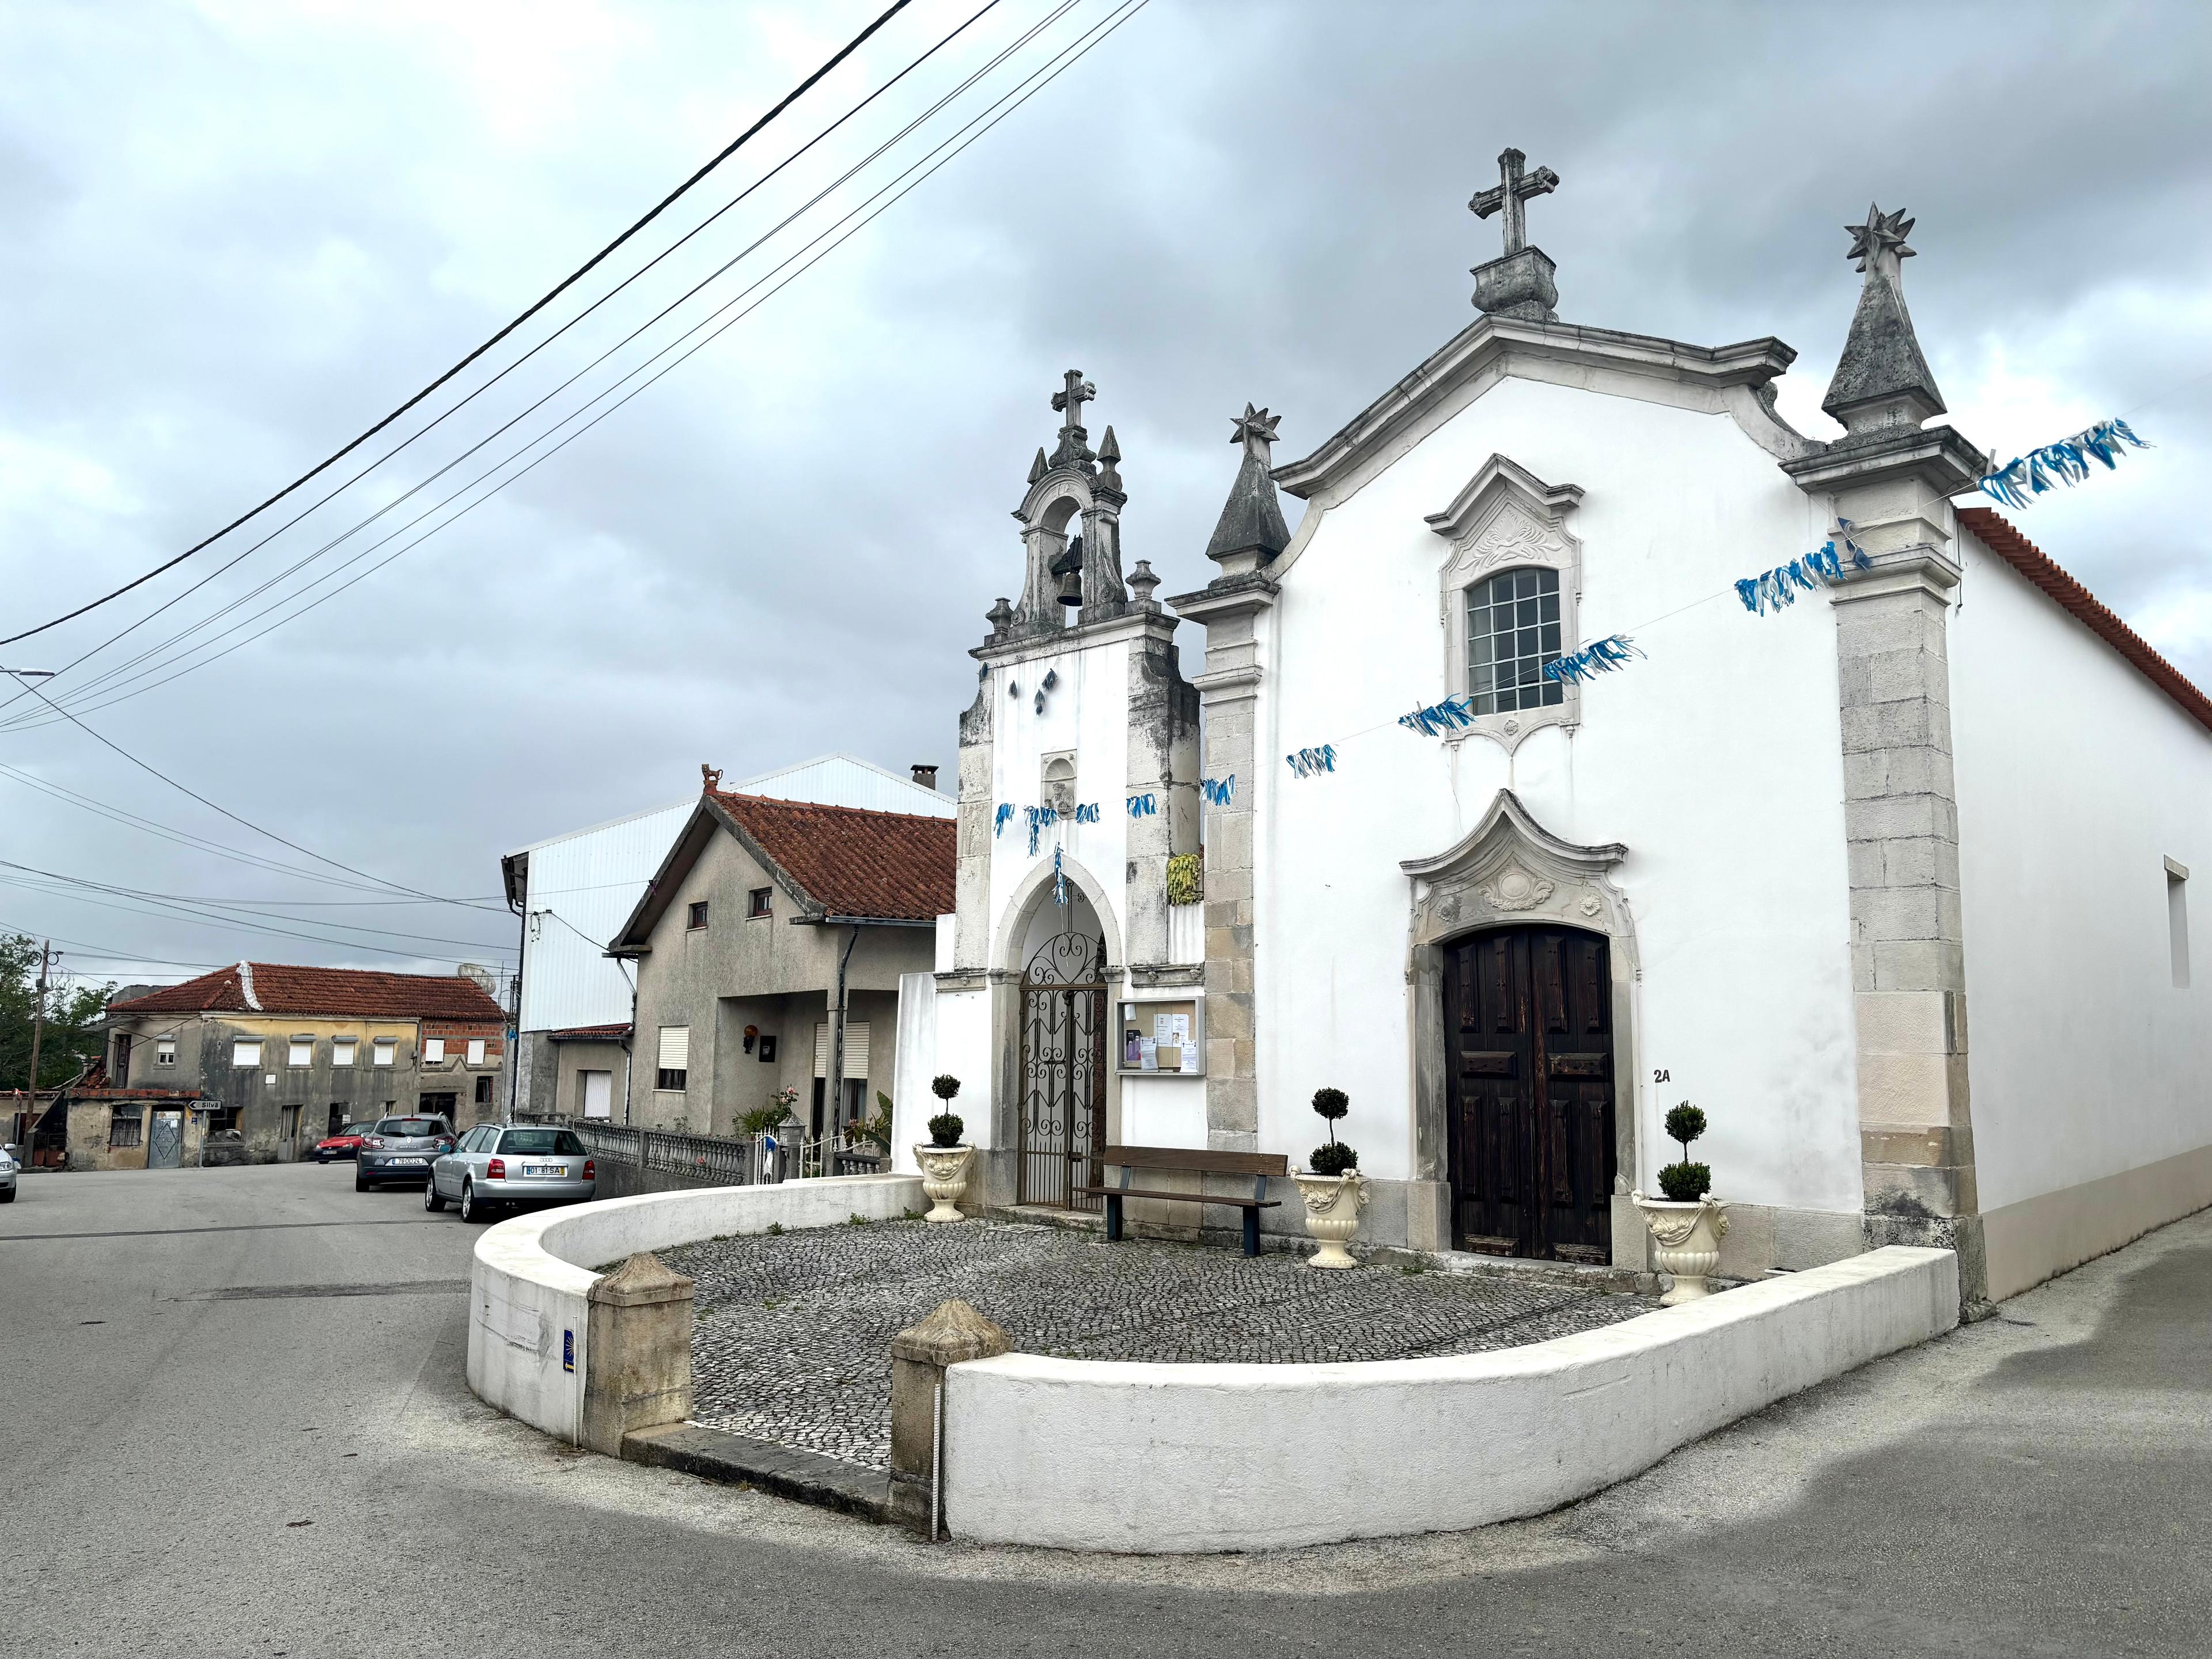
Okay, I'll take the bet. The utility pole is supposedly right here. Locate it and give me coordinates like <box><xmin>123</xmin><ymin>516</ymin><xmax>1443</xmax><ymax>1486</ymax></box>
<box><xmin>26</xmin><ymin>940</ymin><xmax>51</xmax><ymax>1092</ymax></box>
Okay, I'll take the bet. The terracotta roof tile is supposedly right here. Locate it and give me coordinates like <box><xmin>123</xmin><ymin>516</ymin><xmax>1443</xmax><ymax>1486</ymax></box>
<box><xmin>708</xmin><ymin>792</ymin><xmax>955</xmax><ymax>921</ymax></box>
<box><xmin>1958</xmin><ymin>507</ymin><xmax>2212</xmax><ymax>736</ymax></box>
<box><xmin>109</xmin><ymin>963</ymin><xmax>507</xmax><ymax>1021</ymax></box>
<box><xmin>546</xmin><ymin>1022</ymin><xmax>631</xmax><ymax>1041</ymax></box>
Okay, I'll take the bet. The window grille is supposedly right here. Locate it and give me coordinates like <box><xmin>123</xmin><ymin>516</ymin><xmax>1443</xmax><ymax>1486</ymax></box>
<box><xmin>1466</xmin><ymin>567</ymin><xmax>1565</xmax><ymax>714</ymax></box>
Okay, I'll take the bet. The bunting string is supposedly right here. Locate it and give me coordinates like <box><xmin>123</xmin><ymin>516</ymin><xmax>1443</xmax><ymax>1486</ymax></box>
<box><xmin>1052</xmin><ymin>844</ymin><xmax>1068</xmax><ymax>907</ymax></box>
<box><xmin>993</xmin><ymin>803</ymin><xmax>1014</xmax><ymax>838</ymax></box>
<box><xmin>1977</xmin><ymin>418</ymin><xmax>2148</xmax><ymax>510</ymax></box>
<box><xmin>1073</xmin><ymin>802</ymin><xmax>1100</xmax><ymax>824</ymax></box>
<box><xmin>1543</xmin><ymin>634</ymin><xmax>1642</xmax><ymax>684</ymax></box>
<box><xmin>1126</xmin><ymin>793</ymin><xmax>1156</xmax><ymax>818</ymax></box>
<box><xmin>1201</xmin><ymin>775</ymin><xmax>1235</xmax><ymax>806</ymax></box>
<box><xmin>1735</xmin><ymin>524</ymin><xmax>1872</xmax><ymax>616</ymax></box>
<box><xmin>1285</xmin><ymin>745</ymin><xmax>1336</xmax><ymax>779</ymax></box>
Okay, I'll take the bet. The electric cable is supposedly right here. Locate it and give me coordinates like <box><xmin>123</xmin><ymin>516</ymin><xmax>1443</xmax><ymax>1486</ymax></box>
<box><xmin>12</xmin><ymin>1</ymin><xmax>1079</xmax><ymax>726</ymax></box>
<box><xmin>0</xmin><ymin>0</ymin><xmax>1013</xmax><ymax>721</ymax></box>
<box><xmin>9</xmin><ymin>0</ymin><xmax>1149</xmax><ymax>728</ymax></box>
<box><xmin>0</xmin><ymin>0</ymin><xmax>920</xmax><ymax>650</ymax></box>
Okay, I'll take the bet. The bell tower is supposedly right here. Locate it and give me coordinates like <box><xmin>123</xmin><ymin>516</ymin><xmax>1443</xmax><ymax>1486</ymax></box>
<box><xmin>938</xmin><ymin>372</ymin><xmax>1203</xmax><ymax>1204</ymax></box>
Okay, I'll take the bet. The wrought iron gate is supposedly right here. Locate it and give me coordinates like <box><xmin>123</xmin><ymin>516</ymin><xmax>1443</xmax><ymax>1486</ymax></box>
<box><xmin>1017</xmin><ymin>931</ymin><xmax>1107</xmax><ymax>1209</ymax></box>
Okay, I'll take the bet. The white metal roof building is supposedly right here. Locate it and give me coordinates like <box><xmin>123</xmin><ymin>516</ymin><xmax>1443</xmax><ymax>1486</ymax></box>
<box><xmin>499</xmin><ymin>754</ymin><xmax>953</xmax><ymax>1039</ymax></box>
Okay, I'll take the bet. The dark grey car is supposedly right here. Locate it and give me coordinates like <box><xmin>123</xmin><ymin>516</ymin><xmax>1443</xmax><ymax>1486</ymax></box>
<box><xmin>355</xmin><ymin>1115</ymin><xmax>456</xmax><ymax>1191</ymax></box>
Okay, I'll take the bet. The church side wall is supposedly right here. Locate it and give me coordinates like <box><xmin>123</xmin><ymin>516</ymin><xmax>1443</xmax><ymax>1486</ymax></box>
<box><xmin>1949</xmin><ymin>533</ymin><xmax>2212</xmax><ymax>1300</ymax></box>
<box><xmin>1257</xmin><ymin>378</ymin><xmax>1863</xmax><ymax>1247</ymax></box>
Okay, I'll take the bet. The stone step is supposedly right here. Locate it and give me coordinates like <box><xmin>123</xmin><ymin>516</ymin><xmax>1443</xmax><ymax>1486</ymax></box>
<box><xmin>621</xmin><ymin>1422</ymin><xmax>890</xmax><ymax>1523</ymax></box>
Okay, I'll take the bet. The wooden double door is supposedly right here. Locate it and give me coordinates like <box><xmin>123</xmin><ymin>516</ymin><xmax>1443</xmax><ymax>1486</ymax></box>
<box><xmin>1442</xmin><ymin>925</ymin><xmax>1617</xmax><ymax>1263</ymax></box>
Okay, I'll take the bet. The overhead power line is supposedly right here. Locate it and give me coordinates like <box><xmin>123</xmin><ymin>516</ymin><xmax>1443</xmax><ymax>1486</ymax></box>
<box><xmin>0</xmin><ymin>0</ymin><xmax>1007</xmax><ymax>726</ymax></box>
<box><xmin>5</xmin><ymin>0</ymin><xmax>1070</xmax><ymax>730</ymax></box>
<box><xmin>0</xmin><ymin>0</ymin><xmax>918</xmax><ymax>650</ymax></box>
<box><xmin>3</xmin><ymin>0</ymin><xmax>1149</xmax><ymax>728</ymax></box>
<box><xmin>6</xmin><ymin>671</ymin><xmax>499</xmax><ymax>912</ymax></box>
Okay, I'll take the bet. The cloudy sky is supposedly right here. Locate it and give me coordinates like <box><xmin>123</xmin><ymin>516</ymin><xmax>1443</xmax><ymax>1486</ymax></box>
<box><xmin>2</xmin><ymin>0</ymin><xmax>2206</xmax><ymax>994</ymax></box>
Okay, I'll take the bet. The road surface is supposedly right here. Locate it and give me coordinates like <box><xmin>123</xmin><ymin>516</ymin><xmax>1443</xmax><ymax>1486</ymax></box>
<box><xmin>3</xmin><ymin>1161</ymin><xmax>2206</xmax><ymax>1656</ymax></box>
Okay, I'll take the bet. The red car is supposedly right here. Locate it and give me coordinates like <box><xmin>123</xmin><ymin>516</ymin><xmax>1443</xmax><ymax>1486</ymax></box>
<box><xmin>312</xmin><ymin>1124</ymin><xmax>376</xmax><ymax>1163</ymax></box>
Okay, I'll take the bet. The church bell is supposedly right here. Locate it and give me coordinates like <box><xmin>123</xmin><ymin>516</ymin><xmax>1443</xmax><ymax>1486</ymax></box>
<box><xmin>1051</xmin><ymin>535</ymin><xmax>1085</xmax><ymax>607</ymax></box>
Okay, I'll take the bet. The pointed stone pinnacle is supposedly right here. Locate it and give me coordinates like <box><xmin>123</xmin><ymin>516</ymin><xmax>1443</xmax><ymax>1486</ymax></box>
<box><xmin>1027</xmin><ymin>447</ymin><xmax>1048</xmax><ymax>486</ymax></box>
<box><xmin>1098</xmin><ymin>425</ymin><xmax>1120</xmax><ymax>464</ymax></box>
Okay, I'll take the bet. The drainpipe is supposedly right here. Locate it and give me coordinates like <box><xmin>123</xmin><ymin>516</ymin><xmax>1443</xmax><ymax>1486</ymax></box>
<box><xmin>824</xmin><ymin>924</ymin><xmax>859</xmax><ymax>1176</ymax></box>
<box><xmin>506</xmin><ymin>881</ymin><xmax>526</xmax><ymax>1125</ymax></box>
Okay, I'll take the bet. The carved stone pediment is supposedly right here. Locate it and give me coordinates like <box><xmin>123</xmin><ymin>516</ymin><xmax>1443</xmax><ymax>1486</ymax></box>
<box><xmin>1400</xmin><ymin>788</ymin><xmax>1630</xmax><ymax>953</ymax></box>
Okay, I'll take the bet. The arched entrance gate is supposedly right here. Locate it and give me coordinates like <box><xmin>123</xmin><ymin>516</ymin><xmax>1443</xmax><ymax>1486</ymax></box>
<box><xmin>1017</xmin><ymin>930</ymin><xmax>1108</xmax><ymax>1209</ymax></box>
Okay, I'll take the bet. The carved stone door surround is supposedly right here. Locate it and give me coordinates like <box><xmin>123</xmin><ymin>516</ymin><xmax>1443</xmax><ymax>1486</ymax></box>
<box><xmin>1402</xmin><ymin>789</ymin><xmax>1638</xmax><ymax>1237</ymax></box>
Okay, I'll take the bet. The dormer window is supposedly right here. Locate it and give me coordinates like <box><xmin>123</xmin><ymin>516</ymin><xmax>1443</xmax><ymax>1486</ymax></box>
<box><xmin>1466</xmin><ymin>569</ymin><xmax>1564</xmax><ymax>714</ymax></box>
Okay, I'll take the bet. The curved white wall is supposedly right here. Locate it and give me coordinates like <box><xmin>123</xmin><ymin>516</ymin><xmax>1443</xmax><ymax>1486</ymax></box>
<box><xmin>944</xmin><ymin>1245</ymin><xmax>1958</xmax><ymax>1552</ymax></box>
<box><xmin>467</xmin><ymin>1173</ymin><xmax>926</xmax><ymax>1444</ymax></box>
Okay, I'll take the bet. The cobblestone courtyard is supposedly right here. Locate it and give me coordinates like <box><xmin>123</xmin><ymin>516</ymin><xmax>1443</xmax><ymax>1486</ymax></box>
<box><xmin>661</xmin><ymin>1218</ymin><xmax>1660</xmax><ymax>1471</ymax></box>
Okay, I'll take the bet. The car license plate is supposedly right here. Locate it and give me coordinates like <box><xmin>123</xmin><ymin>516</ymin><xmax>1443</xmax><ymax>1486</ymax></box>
<box><xmin>522</xmin><ymin>1162</ymin><xmax>565</xmax><ymax>1177</ymax></box>
<box><xmin>392</xmin><ymin>1157</ymin><xmax>426</xmax><ymax>1165</ymax></box>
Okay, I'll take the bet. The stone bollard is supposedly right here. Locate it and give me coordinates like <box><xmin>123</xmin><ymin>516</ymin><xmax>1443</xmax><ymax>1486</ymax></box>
<box><xmin>887</xmin><ymin>1299</ymin><xmax>1008</xmax><ymax>1538</ymax></box>
<box><xmin>581</xmin><ymin>1252</ymin><xmax>695</xmax><ymax>1457</ymax></box>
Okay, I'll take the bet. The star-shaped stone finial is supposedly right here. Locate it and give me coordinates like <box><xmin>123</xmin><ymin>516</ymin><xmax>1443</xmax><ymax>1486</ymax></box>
<box><xmin>1845</xmin><ymin>203</ymin><xmax>1916</xmax><ymax>275</ymax></box>
<box><xmin>1230</xmin><ymin>403</ymin><xmax>1280</xmax><ymax>448</ymax></box>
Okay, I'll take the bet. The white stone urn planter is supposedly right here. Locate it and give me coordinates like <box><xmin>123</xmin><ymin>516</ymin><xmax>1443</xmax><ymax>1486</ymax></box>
<box><xmin>1292</xmin><ymin>1171</ymin><xmax>1370</xmax><ymax>1268</ymax></box>
<box><xmin>1631</xmin><ymin>1191</ymin><xmax>1729</xmax><ymax>1305</ymax></box>
<box><xmin>913</xmin><ymin>1143</ymin><xmax>976</xmax><ymax>1223</ymax></box>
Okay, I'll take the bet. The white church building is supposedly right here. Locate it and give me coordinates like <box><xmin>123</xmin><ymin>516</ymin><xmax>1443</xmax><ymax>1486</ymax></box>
<box><xmin>896</xmin><ymin>152</ymin><xmax>2211</xmax><ymax>1308</ymax></box>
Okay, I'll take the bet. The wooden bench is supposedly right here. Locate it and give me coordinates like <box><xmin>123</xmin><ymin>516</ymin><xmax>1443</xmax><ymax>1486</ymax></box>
<box><xmin>1077</xmin><ymin>1145</ymin><xmax>1289</xmax><ymax>1257</ymax></box>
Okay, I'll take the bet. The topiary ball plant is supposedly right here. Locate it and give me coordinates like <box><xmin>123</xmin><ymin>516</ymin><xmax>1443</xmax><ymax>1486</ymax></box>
<box><xmin>1308</xmin><ymin>1085</ymin><xmax>1358</xmax><ymax>1177</ymax></box>
<box><xmin>927</xmin><ymin>1111</ymin><xmax>965</xmax><ymax>1147</ymax></box>
<box><xmin>1656</xmin><ymin>1101</ymin><xmax>1711</xmax><ymax>1202</ymax></box>
<box><xmin>931</xmin><ymin>1074</ymin><xmax>961</xmax><ymax>1101</ymax></box>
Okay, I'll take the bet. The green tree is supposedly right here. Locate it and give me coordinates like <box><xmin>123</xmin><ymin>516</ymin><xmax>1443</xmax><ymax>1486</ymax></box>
<box><xmin>0</xmin><ymin>936</ymin><xmax>115</xmax><ymax>1090</ymax></box>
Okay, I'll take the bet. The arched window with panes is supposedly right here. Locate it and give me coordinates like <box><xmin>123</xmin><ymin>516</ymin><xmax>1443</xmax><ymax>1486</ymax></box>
<box><xmin>1430</xmin><ymin>455</ymin><xmax>1585</xmax><ymax>754</ymax></box>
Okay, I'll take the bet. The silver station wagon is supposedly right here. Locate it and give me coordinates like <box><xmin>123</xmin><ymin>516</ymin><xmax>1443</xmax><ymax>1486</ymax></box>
<box><xmin>426</xmin><ymin>1124</ymin><xmax>595</xmax><ymax>1222</ymax></box>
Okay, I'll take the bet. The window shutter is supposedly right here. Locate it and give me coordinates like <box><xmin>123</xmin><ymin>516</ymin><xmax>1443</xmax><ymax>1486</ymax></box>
<box><xmin>658</xmin><ymin>1026</ymin><xmax>690</xmax><ymax>1070</ymax></box>
<box><xmin>815</xmin><ymin>1021</ymin><xmax>868</xmax><ymax>1078</ymax></box>
<box><xmin>467</xmin><ymin>1039</ymin><xmax>486</xmax><ymax>1066</ymax></box>
<box><xmin>373</xmin><ymin>1039</ymin><xmax>395</xmax><ymax>1067</ymax></box>
<box><xmin>423</xmin><ymin>1038</ymin><xmax>445</xmax><ymax>1063</ymax></box>
<box><xmin>289</xmin><ymin>1039</ymin><xmax>313</xmax><ymax>1067</ymax></box>
<box><xmin>233</xmin><ymin>1039</ymin><xmax>260</xmax><ymax>1069</ymax></box>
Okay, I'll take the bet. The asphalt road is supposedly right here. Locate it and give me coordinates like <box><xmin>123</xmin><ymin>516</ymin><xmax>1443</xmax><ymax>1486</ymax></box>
<box><xmin>3</xmin><ymin>1162</ymin><xmax>2207</xmax><ymax>1657</ymax></box>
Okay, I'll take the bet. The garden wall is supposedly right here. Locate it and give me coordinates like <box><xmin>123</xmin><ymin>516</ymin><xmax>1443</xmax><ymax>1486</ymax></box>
<box><xmin>942</xmin><ymin>1245</ymin><xmax>1959</xmax><ymax>1552</ymax></box>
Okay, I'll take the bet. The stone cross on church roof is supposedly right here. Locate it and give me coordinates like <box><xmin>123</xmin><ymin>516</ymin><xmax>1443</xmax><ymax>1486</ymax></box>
<box><xmin>1469</xmin><ymin>147</ymin><xmax>1559</xmax><ymax>259</ymax></box>
<box><xmin>1467</xmin><ymin>146</ymin><xmax>1562</xmax><ymax>324</ymax></box>
<box><xmin>1048</xmin><ymin>369</ymin><xmax>1096</xmax><ymax>468</ymax></box>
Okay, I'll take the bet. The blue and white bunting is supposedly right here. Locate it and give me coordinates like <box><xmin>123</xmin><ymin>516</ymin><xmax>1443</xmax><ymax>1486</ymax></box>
<box><xmin>1052</xmin><ymin>844</ymin><xmax>1069</xmax><ymax>907</ymax></box>
<box><xmin>1285</xmin><ymin>745</ymin><xmax>1336</xmax><ymax>779</ymax></box>
<box><xmin>1126</xmin><ymin>793</ymin><xmax>1157</xmax><ymax>818</ymax></box>
<box><xmin>1543</xmin><ymin>634</ymin><xmax>1643</xmax><ymax>685</ymax></box>
<box><xmin>993</xmin><ymin>803</ymin><xmax>1014</xmax><ymax>838</ymax></box>
<box><xmin>1398</xmin><ymin>695</ymin><xmax>1476</xmax><ymax>736</ymax></box>
<box><xmin>1022</xmin><ymin>805</ymin><xmax>1052</xmax><ymax>857</ymax></box>
<box><xmin>1201</xmin><ymin>775</ymin><xmax>1235</xmax><ymax>806</ymax></box>
<box><xmin>1736</xmin><ymin>527</ymin><xmax>1873</xmax><ymax>616</ymax></box>
<box><xmin>1978</xmin><ymin>419</ymin><xmax>2148</xmax><ymax>510</ymax></box>
<box><xmin>1073</xmin><ymin>802</ymin><xmax>1100</xmax><ymax>825</ymax></box>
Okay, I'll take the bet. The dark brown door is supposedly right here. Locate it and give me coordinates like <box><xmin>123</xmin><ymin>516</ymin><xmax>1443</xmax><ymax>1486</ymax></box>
<box><xmin>1441</xmin><ymin>926</ymin><xmax>1616</xmax><ymax>1263</ymax></box>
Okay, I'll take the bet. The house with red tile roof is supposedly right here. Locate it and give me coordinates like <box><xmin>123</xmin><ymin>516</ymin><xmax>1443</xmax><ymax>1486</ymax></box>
<box><xmin>104</xmin><ymin>963</ymin><xmax>510</xmax><ymax>1161</ymax></box>
<box><xmin>605</xmin><ymin>791</ymin><xmax>954</xmax><ymax>1141</ymax></box>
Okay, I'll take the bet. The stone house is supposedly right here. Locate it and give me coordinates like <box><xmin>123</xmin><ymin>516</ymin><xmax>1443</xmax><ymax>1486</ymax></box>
<box><xmin>900</xmin><ymin>160</ymin><xmax>2212</xmax><ymax>1309</ymax></box>
<box><xmin>104</xmin><ymin>963</ymin><xmax>510</xmax><ymax>1160</ymax></box>
<box><xmin>500</xmin><ymin>753</ymin><xmax>955</xmax><ymax>1122</ymax></box>
<box><xmin>608</xmin><ymin>791</ymin><xmax>953</xmax><ymax>1141</ymax></box>
<box><xmin>6</xmin><ymin>1082</ymin><xmax>207</xmax><ymax>1171</ymax></box>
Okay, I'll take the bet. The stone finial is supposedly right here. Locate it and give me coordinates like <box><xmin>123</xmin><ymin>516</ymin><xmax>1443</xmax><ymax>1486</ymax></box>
<box><xmin>1822</xmin><ymin>202</ymin><xmax>1945</xmax><ymax>437</ymax></box>
<box><xmin>985</xmin><ymin>596</ymin><xmax>1013</xmax><ymax>637</ymax></box>
<box><xmin>1469</xmin><ymin>146</ymin><xmax>1561</xmax><ymax>321</ymax></box>
<box><xmin>1127</xmin><ymin>558</ymin><xmax>1161</xmax><ymax>608</ymax></box>
<box><xmin>1203</xmin><ymin>403</ymin><xmax>1293</xmax><ymax>574</ymax></box>
<box><xmin>700</xmin><ymin>764</ymin><xmax>722</xmax><ymax>793</ymax></box>
<box><xmin>1027</xmin><ymin>446</ymin><xmax>1048</xmax><ymax>486</ymax></box>
<box><xmin>889</xmin><ymin>1298</ymin><xmax>1010</xmax><ymax>1366</ymax></box>
<box><xmin>1096</xmin><ymin>424</ymin><xmax>1123</xmax><ymax>494</ymax></box>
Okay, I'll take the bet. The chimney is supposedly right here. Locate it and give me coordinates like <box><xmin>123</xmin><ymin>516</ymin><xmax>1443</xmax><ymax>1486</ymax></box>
<box><xmin>911</xmin><ymin>763</ymin><xmax>940</xmax><ymax>792</ymax></box>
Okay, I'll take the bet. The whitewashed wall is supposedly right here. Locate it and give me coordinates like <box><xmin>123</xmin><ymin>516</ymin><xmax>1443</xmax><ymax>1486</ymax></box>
<box><xmin>1257</xmin><ymin>377</ymin><xmax>1861</xmax><ymax>1214</ymax></box>
<box><xmin>1950</xmin><ymin>526</ymin><xmax>2212</xmax><ymax>1295</ymax></box>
